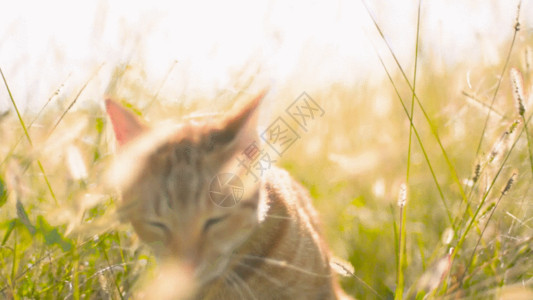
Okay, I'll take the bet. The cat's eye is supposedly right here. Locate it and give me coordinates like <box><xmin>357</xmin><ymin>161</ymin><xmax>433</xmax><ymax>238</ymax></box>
<box><xmin>203</xmin><ymin>214</ymin><xmax>229</xmax><ymax>233</ymax></box>
<box><xmin>147</xmin><ymin>221</ymin><xmax>170</xmax><ymax>235</ymax></box>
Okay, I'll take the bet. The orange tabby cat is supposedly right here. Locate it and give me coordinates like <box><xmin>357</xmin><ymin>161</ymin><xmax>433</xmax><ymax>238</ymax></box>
<box><xmin>105</xmin><ymin>93</ymin><xmax>351</xmax><ymax>299</ymax></box>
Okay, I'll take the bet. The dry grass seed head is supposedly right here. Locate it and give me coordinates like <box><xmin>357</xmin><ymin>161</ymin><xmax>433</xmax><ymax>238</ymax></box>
<box><xmin>524</xmin><ymin>46</ymin><xmax>532</xmax><ymax>73</ymax></box>
<box><xmin>502</xmin><ymin>172</ymin><xmax>518</xmax><ymax>196</ymax></box>
<box><xmin>472</xmin><ymin>163</ymin><xmax>482</xmax><ymax>183</ymax></box>
<box><xmin>510</xmin><ymin>68</ymin><xmax>526</xmax><ymax>116</ymax></box>
<box><xmin>397</xmin><ymin>183</ymin><xmax>407</xmax><ymax>208</ymax></box>
<box><xmin>487</xmin><ymin>119</ymin><xmax>521</xmax><ymax>165</ymax></box>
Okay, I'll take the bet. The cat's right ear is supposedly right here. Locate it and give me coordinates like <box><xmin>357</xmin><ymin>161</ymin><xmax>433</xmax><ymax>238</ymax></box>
<box><xmin>206</xmin><ymin>91</ymin><xmax>266</xmax><ymax>153</ymax></box>
<box><xmin>105</xmin><ymin>99</ymin><xmax>147</xmax><ymax>146</ymax></box>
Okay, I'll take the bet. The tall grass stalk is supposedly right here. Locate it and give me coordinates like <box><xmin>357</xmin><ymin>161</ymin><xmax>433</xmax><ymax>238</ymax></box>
<box><xmin>463</xmin><ymin>172</ymin><xmax>517</xmax><ymax>284</ymax></box>
<box><xmin>519</xmin><ymin>115</ymin><xmax>533</xmax><ymax>176</ymax></box>
<box><xmin>452</xmin><ymin>120</ymin><xmax>520</xmax><ymax>237</ymax></box>
<box><xmin>0</xmin><ymin>76</ymin><xmax>67</xmax><ymax>168</ymax></box>
<box><xmin>0</xmin><ymin>66</ymin><xmax>58</xmax><ymax>205</ymax></box>
<box><xmin>441</xmin><ymin>114</ymin><xmax>531</xmax><ymax>294</ymax></box>
<box><xmin>11</xmin><ymin>230</ymin><xmax>18</xmax><ymax>300</ymax></box>
<box><xmin>405</xmin><ymin>0</ymin><xmax>422</xmax><ymax>182</ymax></box>
<box><xmin>510</xmin><ymin>67</ymin><xmax>533</xmax><ymax>177</ymax></box>
<box><xmin>49</xmin><ymin>64</ymin><xmax>103</xmax><ymax>135</ymax></box>
<box><xmin>396</xmin><ymin>2</ymin><xmax>422</xmax><ymax>299</ymax></box>
<box><xmin>474</xmin><ymin>1</ymin><xmax>521</xmax><ymax>157</ymax></box>
<box><xmin>145</xmin><ymin>60</ymin><xmax>178</xmax><ymax>111</ymax></box>
<box><xmin>361</xmin><ymin>0</ymin><xmax>468</xmax><ymax>209</ymax></box>
<box><xmin>395</xmin><ymin>184</ymin><xmax>408</xmax><ymax>300</ymax></box>
<box><xmin>72</xmin><ymin>239</ymin><xmax>80</xmax><ymax>300</ymax></box>
<box><xmin>368</xmin><ymin>38</ymin><xmax>453</xmax><ymax>225</ymax></box>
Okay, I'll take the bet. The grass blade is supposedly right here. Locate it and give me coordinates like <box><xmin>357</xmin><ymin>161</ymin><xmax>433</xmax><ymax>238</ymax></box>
<box><xmin>442</xmin><ymin>114</ymin><xmax>530</xmax><ymax>294</ymax></box>
<box><xmin>49</xmin><ymin>64</ymin><xmax>103</xmax><ymax>135</ymax></box>
<box><xmin>0</xmin><ymin>66</ymin><xmax>58</xmax><ymax>205</ymax></box>
<box><xmin>362</xmin><ymin>0</ymin><xmax>468</xmax><ymax>207</ymax></box>
<box><xmin>474</xmin><ymin>1</ymin><xmax>522</xmax><ymax>157</ymax></box>
<box><xmin>0</xmin><ymin>75</ymin><xmax>69</xmax><ymax>168</ymax></box>
<box><xmin>396</xmin><ymin>2</ymin><xmax>422</xmax><ymax>298</ymax></box>
<box><xmin>368</xmin><ymin>35</ymin><xmax>453</xmax><ymax>226</ymax></box>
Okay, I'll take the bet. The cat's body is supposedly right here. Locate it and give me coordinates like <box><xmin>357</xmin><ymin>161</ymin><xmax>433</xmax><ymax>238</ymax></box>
<box><xmin>197</xmin><ymin>166</ymin><xmax>341</xmax><ymax>300</ymax></box>
<box><xmin>105</xmin><ymin>94</ymin><xmax>350</xmax><ymax>299</ymax></box>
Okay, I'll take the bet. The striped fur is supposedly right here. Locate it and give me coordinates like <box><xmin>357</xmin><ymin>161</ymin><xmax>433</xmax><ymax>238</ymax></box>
<box><xmin>106</xmin><ymin>96</ymin><xmax>351</xmax><ymax>299</ymax></box>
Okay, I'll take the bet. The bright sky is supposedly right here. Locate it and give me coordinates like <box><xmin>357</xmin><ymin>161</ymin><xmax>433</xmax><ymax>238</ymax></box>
<box><xmin>0</xmin><ymin>0</ymin><xmax>531</xmax><ymax>112</ymax></box>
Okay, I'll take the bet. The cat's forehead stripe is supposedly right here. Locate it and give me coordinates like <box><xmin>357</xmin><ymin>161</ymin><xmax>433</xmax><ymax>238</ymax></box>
<box><xmin>149</xmin><ymin>142</ymin><xmax>212</xmax><ymax>219</ymax></box>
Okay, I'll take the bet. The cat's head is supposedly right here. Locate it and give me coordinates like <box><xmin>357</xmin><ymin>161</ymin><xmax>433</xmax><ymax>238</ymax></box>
<box><xmin>105</xmin><ymin>94</ymin><xmax>265</xmax><ymax>285</ymax></box>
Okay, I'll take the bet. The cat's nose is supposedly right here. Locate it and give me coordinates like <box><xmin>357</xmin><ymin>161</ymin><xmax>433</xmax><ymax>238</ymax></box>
<box><xmin>180</xmin><ymin>252</ymin><xmax>201</xmax><ymax>273</ymax></box>
<box><xmin>182</xmin><ymin>257</ymin><xmax>208</xmax><ymax>284</ymax></box>
<box><xmin>180</xmin><ymin>260</ymin><xmax>196</xmax><ymax>277</ymax></box>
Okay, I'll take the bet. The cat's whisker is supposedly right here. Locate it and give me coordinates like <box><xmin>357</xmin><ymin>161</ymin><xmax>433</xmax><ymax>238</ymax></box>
<box><xmin>263</xmin><ymin>214</ymin><xmax>295</xmax><ymax>220</ymax></box>
<box><xmin>227</xmin><ymin>270</ymin><xmax>258</xmax><ymax>300</ymax></box>
<box><xmin>236</xmin><ymin>254</ymin><xmax>332</xmax><ymax>278</ymax></box>
<box><xmin>221</xmin><ymin>273</ymin><xmax>246</xmax><ymax>300</ymax></box>
<box><xmin>234</xmin><ymin>261</ymin><xmax>286</xmax><ymax>288</ymax></box>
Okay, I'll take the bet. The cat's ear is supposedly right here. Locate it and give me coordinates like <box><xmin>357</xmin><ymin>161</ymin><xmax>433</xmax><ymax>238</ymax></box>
<box><xmin>206</xmin><ymin>91</ymin><xmax>266</xmax><ymax>152</ymax></box>
<box><xmin>105</xmin><ymin>99</ymin><xmax>147</xmax><ymax>146</ymax></box>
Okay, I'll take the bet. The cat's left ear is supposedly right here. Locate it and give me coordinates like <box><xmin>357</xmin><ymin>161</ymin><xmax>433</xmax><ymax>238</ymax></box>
<box><xmin>206</xmin><ymin>91</ymin><xmax>267</xmax><ymax>153</ymax></box>
<box><xmin>105</xmin><ymin>99</ymin><xmax>148</xmax><ymax>146</ymax></box>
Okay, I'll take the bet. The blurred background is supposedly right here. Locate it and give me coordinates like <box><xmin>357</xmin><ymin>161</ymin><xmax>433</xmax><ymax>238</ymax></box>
<box><xmin>1</xmin><ymin>0</ymin><xmax>531</xmax><ymax>111</ymax></box>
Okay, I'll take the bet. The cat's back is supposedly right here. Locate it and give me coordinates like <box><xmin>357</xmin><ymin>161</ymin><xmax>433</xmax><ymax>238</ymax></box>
<box><xmin>262</xmin><ymin>166</ymin><xmax>325</xmax><ymax>231</ymax></box>
<box><xmin>222</xmin><ymin>166</ymin><xmax>348</xmax><ymax>300</ymax></box>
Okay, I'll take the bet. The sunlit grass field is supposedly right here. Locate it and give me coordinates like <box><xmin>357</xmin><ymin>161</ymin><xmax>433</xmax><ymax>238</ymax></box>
<box><xmin>1</xmin><ymin>4</ymin><xmax>533</xmax><ymax>300</ymax></box>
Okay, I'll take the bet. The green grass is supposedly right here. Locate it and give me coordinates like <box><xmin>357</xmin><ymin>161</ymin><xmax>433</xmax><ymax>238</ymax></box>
<box><xmin>1</xmin><ymin>4</ymin><xmax>533</xmax><ymax>300</ymax></box>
